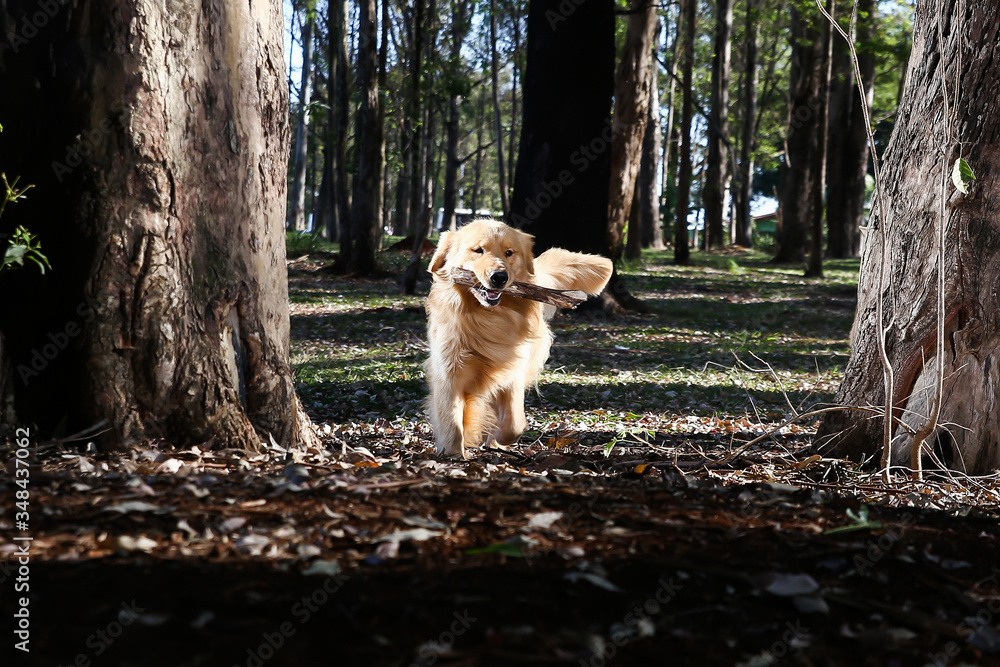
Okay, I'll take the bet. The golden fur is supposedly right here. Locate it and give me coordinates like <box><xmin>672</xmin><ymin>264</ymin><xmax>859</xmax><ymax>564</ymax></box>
<box><xmin>424</xmin><ymin>219</ymin><xmax>613</xmax><ymax>458</ymax></box>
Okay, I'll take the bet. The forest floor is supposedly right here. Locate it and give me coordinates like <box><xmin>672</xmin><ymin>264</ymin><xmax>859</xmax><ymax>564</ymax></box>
<box><xmin>4</xmin><ymin>243</ymin><xmax>1000</xmax><ymax>666</ymax></box>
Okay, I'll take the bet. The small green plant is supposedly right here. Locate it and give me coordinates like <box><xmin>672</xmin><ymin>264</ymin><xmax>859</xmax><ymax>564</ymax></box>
<box><xmin>726</xmin><ymin>258</ymin><xmax>746</xmax><ymax>275</ymax></box>
<box><xmin>823</xmin><ymin>505</ymin><xmax>885</xmax><ymax>535</ymax></box>
<box><xmin>1</xmin><ymin>225</ymin><xmax>49</xmax><ymax>275</ymax></box>
<box><xmin>1</xmin><ymin>121</ymin><xmax>49</xmax><ymax>277</ymax></box>
<box><xmin>1</xmin><ymin>173</ymin><xmax>49</xmax><ymax>275</ymax></box>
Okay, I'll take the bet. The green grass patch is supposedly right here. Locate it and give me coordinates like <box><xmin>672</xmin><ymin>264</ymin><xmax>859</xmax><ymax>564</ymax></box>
<box><xmin>288</xmin><ymin>246</ymin><xmax>857</xmax><ymax>431</ymax></box>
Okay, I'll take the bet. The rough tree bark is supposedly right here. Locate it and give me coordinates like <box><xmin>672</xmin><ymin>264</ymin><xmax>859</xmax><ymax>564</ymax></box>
<box><xmin>288</xmin><ymin>8</ymin><xmax>315</xmax><ymax>232</ymax></box>
<box><xmin>607</xmin><ymin>0</ymin><xmax>658</xmax><ymax>263</ymax></box>
<box><xmin>673</xmin><ymin>0</ymin><xmax>696</xmax><ymax>265</ymax></box>
<box><xmin>509</xmin><ymin>0</ymin><xmax>614</xmax><ymax>260</ymax></box>
<box><xmin>734</xmin><ymin>0</ymin><xmax>758</xmax><ymax>248</ymax></box>
<box><xmin>0</xmin><ymin>0</ymin><xmax>316</xmax><ymax>450</ymax></box>
<box><xmin>704</xmin><ymin>0</ymin><xmax>733</xmax><ymax>250</ymax></box>
<box><xmin>349</xmin><ymin>0</ymin><xmax>381</xmax><ymax>275</ymax></box>
<box><xmin>816</xmin><ymin>0</ymin><xmax>1000</xmax><ymax>474</ymax></box>
<box><xmin>774</xmin><ymin>2</ymin><xmax>824</xmax><ymax>265</ymax></box>
<box><xmin>825</xmin><ymin>0</ymin><xmax>875</xmax><ymax>259</ymax></box>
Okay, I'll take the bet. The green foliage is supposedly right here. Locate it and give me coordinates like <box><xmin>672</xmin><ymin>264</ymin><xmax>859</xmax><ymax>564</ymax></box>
<box><xmin>286</xmin><ymin>230</ymin><xmax>335</xmax><ymax>257</ymax></box>
<box><xmin>824</xmin><ymin>505</ymin><xmax>885</xmax><ymax>535</ymax></box>
<box><xmin>0</xmin><ymin>150</ymin><xmax>49</xmax><ymax>277</ymax></box>
<box><xmin>1</xmin><ymin>225</ymin><xmax>50</xmax><ymax>275</ymax></box>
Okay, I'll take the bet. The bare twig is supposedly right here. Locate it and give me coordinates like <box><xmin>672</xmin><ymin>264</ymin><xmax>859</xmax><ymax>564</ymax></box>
<box><xmin>816</xmin><ymin>0</ymin><xmax>894</xmax><ymax>482</ymax></box>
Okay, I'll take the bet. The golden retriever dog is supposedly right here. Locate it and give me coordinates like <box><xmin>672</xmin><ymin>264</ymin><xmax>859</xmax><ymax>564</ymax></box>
<box><xmin>424</xmin><ymin>218</ymin><xmax>613</xmax><ymax>458</ymax></box>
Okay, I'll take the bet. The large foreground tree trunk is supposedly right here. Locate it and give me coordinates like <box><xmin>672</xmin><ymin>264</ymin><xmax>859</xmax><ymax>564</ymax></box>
<box><xmin>816</xmin><ymin>0</ymin><xmax>1000</xmax><ymax>474</ymax></box>
<box><xmin>0</xmin><ymin>0</ymin><xmax>316</xmax><ymax>450</ymax></box>
<box><xmin>509</xmin><ymin>0</ymin><xmax>614</xmax><ymax>260</ymax></box>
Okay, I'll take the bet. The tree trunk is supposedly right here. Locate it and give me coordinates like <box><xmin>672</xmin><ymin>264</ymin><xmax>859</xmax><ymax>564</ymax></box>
<box><xmin>406</xmin><ymin>0</ymin><xmax>426</xmax><ymax>239</ymax></box>
<box><xmin>374</xmin><ymin>0</ymin><xmax>390</xmax><ymax>252</ymax></box>
<box><xmin>805</xmin><ymin>0</ymin><xmax>833</xmax><ymax>278</ymax></box>
<box><xmin>349</xmin><ymin>0</ymin><xmax>381</xmax><ymax>275</ymax></box>
<box><xmin>489</xmin><ymin>0</ymin><xmax>510</xmax><ymax>218</ymax></box>
<box><xmin>734</xmin><ymin>0</ymin><xmax>758</xmax><ymax>248</ymax></box>
<box><xmin>607</xmin><ymin>0</ymin><xmax>658</xmax><ymax>263</ymax></box>
<box><xmin>774</xmin><ymin>3</ymin><xmax>824</xmax><ymax>265</ymax></box>
<box><xmin>660</xmin><ymin>10</ymin><xmax>679</xmax><ymax>248</ymax></box>
<box><xmin>441</xmin><ymin>0</ymin><xmax>470</xmax><ymax>235</ymax></box>
<box><xmin>471</xmin><ymin>83</ymin><xmax>487</xmax><ymax>217</ymax></box>
<box><xmin>673</xmin><ymin>0</ymin><xmax>696</xmax><ymax>265</ymax></box>
<box><xmin>826</xmin><ymin>0</ymin><xmax>875</xmax><ymax>259</ymax></box>
<box><xmin>509</xmin><ymin>0</ymin><xmax>614</xmax><ymax>261</ymax></box>
<box><xmin>816</xmin><ymin>0</ymin><xmax>1000</xmax><ymax>474</ymax></box>
<box><xmin>402</xmin><ymin>0</ymin><xmax>435</xmax><ymax>295</ymax></box>
<box><xmin>0</xmin><ymin>0</ymin><xmax>316</xmax><ymax>450</ymax></box>
<box><xmin>703</xmin><ymin>0</ymin><xmax>733</xmax><ymax>250</ymax></box>
<box><xmin>638</xmin><ymin>20</ymin><xmax>663</xmax><ymax>253</ymax></box>
<box><xmin>508</xmin><ymin>5</ymin><xmax>521</xmax><ymax>198</ymax></box>
<box><xmin>288</xmin><ymin>10</ymin><xmax>315</xmax><ymax>232</ymax></box>
<box><xmin>315</xmin><ymin>117</ymin><xmax>335</xmax><ymax>240</ymax></box>
<box><xmin>331</xmin><ymin>0</ymin><xmax>352</xmax><ymax>253</ymax></box>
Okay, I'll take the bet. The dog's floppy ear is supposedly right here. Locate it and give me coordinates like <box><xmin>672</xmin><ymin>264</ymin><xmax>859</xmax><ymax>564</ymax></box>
<box><xmin>428</xmin><ymin>232</ymin><xmax>454</xmax><ymax>281</ymax></box>
<box><xmin>517</xmin><ymin>229</ymin><xmax>535</xmax><ymax>276</ymax></box>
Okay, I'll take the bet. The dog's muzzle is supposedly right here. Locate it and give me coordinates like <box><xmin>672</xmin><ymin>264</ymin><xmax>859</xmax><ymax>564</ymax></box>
<box><xmin>472</xmin><ymin>284</ymin><xmax>503</xmax><ymax>307</ymax></box>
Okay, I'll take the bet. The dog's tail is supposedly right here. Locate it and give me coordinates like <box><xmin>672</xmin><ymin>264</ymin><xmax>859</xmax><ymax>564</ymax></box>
<box><xmin>533</xmin><ymin>248</ymin><xmax>613</xmax><ymax>296</ymax></box>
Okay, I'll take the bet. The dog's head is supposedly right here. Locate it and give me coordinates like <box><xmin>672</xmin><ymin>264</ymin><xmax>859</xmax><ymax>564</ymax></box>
<box><xmin>429</xmin><ymin>219</ymin><xmax>535</xmax><ymax>309</ymax></box>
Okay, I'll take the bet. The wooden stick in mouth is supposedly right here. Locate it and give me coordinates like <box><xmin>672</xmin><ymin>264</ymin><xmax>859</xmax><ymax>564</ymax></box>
<box><xmin>449</xmin><ymin>267</ymin><xmax>588</xmax><ymax>309</ymax></box>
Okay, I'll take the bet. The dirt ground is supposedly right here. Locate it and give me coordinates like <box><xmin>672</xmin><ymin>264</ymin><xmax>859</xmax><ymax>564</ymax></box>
<box><xmin>4</xmin><ymin>421</ymin><xmax>1000</xmax><ymax>667</ymax></box>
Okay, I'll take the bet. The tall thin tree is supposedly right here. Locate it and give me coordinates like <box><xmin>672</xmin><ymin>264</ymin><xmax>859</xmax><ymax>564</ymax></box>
<box><xmin>607</xmin><ymin>0</ymin><xmax>658</xmax><ymax>263</ymax></box>
<box><xmin>704</xmin><ymin>0</ymin><xmax>733</xmax><ymax>249</ymax></box>
<box><xmin>673</xmin><ymin>0</ymin><xmax>696</xmax><ymax>265</ymax></box>
<box><xmin>735</xmin><ymin>0</ymin><xmax>758</xmax><ymax>247</ymax></box>
<box><xmin>288</xmin><ymin>7</ymin><xmax>316</xmax><ymax>231</ymax></box>
<box><xmin>489</xmin><ymin>0</ymin><xmax>510</xmax><ymax>218</ymax></box>
<box><xmin>805</xmin><ymin>0</ymin><xmax>834</xmax><ymax>278</ymax></box>
<box><xmin>349</xmin><ymin>0</ymin><xmax>382</xmax><ymax>274</ymax></box>
<box><xmin>441</xmin><ymin>0</ymin><xmax>471</xmax><ymax>234</ymax></box>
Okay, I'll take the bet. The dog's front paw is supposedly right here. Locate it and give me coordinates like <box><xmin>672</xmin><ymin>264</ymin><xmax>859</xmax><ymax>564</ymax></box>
<box><xmin>434</xmin><ymin>439</ymin><xmax>466</xmax><ymax>459</ymax></box>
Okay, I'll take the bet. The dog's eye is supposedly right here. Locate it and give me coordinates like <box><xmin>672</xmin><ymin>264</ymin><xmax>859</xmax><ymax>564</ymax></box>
<box><xmin>472</xmin><ymin>247</ymin><xmax>484</xmax><ymax>254</ymax></box>
<box><xmin>505</xmin><ymin>249</ymin><xmax>514</xmax><ymax>257</ymax></box>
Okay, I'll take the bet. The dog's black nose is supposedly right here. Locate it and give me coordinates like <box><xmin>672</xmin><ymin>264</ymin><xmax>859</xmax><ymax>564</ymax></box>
<box><xmin>489</xmin><ymin>271</ymin><xmax>509</xmax><ymax>288</ymax></box>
